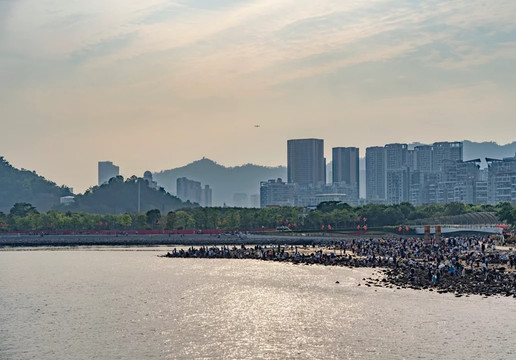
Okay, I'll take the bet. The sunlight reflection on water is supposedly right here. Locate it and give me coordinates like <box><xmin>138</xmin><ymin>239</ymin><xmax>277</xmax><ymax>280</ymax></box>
<box><xmin>1</xmin><ymin>250</ymin><xmax>516</xmax><ymax>359</ymax></box>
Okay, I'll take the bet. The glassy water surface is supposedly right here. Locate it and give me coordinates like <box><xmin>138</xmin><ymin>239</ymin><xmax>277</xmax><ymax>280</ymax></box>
<box><xmin>1</xmin><ymin>249</ymin><xmax>515</xmax><ymax>359</ymax></box>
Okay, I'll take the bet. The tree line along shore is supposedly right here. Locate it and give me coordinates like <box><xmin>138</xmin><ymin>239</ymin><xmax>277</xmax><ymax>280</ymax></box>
<box><xmin>1</xmin><ymin>201</ymin><xmax>516</xmax><ymax>233</ymax></box>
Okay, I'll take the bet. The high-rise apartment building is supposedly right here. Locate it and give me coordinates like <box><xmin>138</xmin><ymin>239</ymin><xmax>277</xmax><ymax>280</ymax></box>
<box><xmin>176</xmin><ymin>178</ymin><xmax>212</xmax><ymax>207</ymax></box>
<box><xmin>177</xmin><ymin>177</ymin><xmax>202</xmax><ymax>204</ymax></box>
<box><xmin>487</xmin><ymin>155</ymin><xmax>516</xmax><ymax>204</ymax></box>
<box><xmin>384</xmin><ymin>143</ymin><xmax>410</xmax><ymax>204</ymax></box>
<box><xmin>385</xmin><ymin>143</ymin><xmax>408</xmax><ymax>170</ymax></box>
<box><xmin>406</xmin><ymin>149</ymin><xmax>416</xmax><ymax>170</ymax></box>
<box><xmin>366</xmin><ymin>146</ymin><xmax>386</xmax><ymax>202</ymax></box>
<box><xmin>260</xmin><ymin>178</ymin><xmax>295</xmax><ymax>208</ymax></box>
<box><xmin>332</xmin><ymin>147</ymin><xmax>359</xmax><ymax>198</ymax></box>
<box><xmin>287</xmin><ymin>138</ymin><xmax>325</xmax><ymax>187</ymax></box>
<box><xmin>366</xmin><ymin>142</ymin><xmax>466</xmax><ymax>205</ymax></box>
<box><xmin>414</xmin><ymin>145</ymin><xmax>433</xmax><ymax>173</ymax></box>
<box><xmin>432</xmin><ymin>142</ymin><xmax>463</xmax><ymax>174</ymax></box>
<box><xmin>201</xmin><ymin>185</ymin><xmax>212</xmax><ymax>207</ymax></box>
<box><xmin>412</xmin><ymin>142</ymin><xmax>466</xmax><ymax>204</ymax></box>
<box><xmin>98</xmin><ymin>161</ymin><xmax>120</xmax><ymax>186</ymax></box>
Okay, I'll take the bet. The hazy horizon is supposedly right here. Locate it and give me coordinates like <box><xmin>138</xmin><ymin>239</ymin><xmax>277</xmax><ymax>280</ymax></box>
<box><xmin>1</xmin><ymin>0</ymin><xmax>515</xmax><ymax>192</ymax></box>
<box><xmin>4</xmin><ymin>138</ymin><xmax>516</xmax><ymax>196</ymax></box>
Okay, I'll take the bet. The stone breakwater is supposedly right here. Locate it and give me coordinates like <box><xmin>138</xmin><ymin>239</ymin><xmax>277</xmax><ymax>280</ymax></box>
<box><xmin>161</xmin><ymin>238</ymin><xmax>516</xmax><ymax>298</ymax></box>
<box><xmin>0</xmin><ymin>233</ymin><xmax>330</xmax><ymax>247</ymax></box>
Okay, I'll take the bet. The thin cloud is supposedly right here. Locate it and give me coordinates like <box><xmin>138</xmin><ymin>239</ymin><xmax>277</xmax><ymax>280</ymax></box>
<box><xmin>1</xmin><ymin>0</ymin><xmax>516</xmax><ymax>193</ymax></box>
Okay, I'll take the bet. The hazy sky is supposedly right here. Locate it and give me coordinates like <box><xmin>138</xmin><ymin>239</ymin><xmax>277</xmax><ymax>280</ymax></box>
<box><xmin>1</xmin><ymin>0</ymin><xmax>515</xmax><ymax>192</ymax></box>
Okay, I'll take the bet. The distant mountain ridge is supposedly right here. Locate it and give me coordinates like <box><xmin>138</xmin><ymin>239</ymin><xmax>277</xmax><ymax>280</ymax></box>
<box><xmin>462</xmin><ymin>140</ymin><xmax>516</xmax><ymax>163</ymax></box>
<box><xmin>153</xmin><ymin>158</ymin><xmax>286</xmax><ymax>207</ymax></box>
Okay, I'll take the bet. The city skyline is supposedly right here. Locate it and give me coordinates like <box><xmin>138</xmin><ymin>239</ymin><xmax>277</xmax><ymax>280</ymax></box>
<box><xmin>2</xmin><ymin>136</ymin><xmax>516</xmax><ymax>208</ymax></box>
<box><xmin>2</xmin><ymin>138</ymin><xmax>516</xmax><ymax>195</ymax></box>
<box><xmin>1</xmin><ymin>1</ymin><xmax>515</xmax><ymax>193</ymax></box>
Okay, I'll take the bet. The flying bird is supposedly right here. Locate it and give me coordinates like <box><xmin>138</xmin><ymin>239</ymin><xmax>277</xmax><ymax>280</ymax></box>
<box><xmin>254</xmin><ymin>125</ymin><xmax>260</xmax><ymax>128</ymax></box>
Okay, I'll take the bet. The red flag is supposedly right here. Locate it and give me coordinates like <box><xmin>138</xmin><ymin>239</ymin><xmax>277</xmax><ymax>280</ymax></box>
<box><xmin>328</xmin><ymin>225</ymin><xmax>332</xmax><ymax>230</ymax></box>
<box><xmin>99</xmin><ymin>221</ymin><xmax>103</xmax><ymax>226</ymax></box>
<box><xmin>356</xmin><ymin>225</ymin><xmax>360</xmax><ymax>230</ymax></box>
<box><xmin>293</xmin><ymin>223</ymin><xmax>297</xmax><ymax>227</ymax></box>
<box><xmin>405</xmin><ymin>226</ymin><xmax>409</xmax><ymax>232</ymax></box>
<box><xmin>355</xmin><ymin>217</ymin><xmax>360</xmax><ymax>222</ymax></box>
<box><xmin>364</xmin><ymin>225</ymin><xmax>368</xmax><ymax>231</ymax></box>
<box><xmin>398</xmin><ymin>226</ymin><xmax>402</xmax><ymax>232</ymax></box>
<box><xmin>363</xmin><ymin>217</ymin><xmax>367</xmax><ymax>222</ymax></box>
<box><xmin>321</xmin><ymin>225</ymin><xmax>325</xmax><ymax>230</ymax></box>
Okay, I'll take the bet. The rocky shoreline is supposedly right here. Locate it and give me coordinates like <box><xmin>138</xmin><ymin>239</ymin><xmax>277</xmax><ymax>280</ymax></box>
<box><xmin>366</xmin><ymin>267</ymin><xmax>516</xmax><ymax>298</ymax></box>
<box><xmin>161</xmin><ymin>239</ymin><xmax>516</xmax><ymax>298</ymax></box>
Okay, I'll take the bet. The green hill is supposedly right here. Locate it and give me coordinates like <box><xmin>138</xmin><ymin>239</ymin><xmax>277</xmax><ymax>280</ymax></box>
<box><xmin>0</xmin><ymin>156</ymin><xmax>72</xmax><ymax>212</ymax></box>
<box><xmin>59</xmin><ymin>176</ymin><xmax>195</xmax><ymax>214</ymax></box>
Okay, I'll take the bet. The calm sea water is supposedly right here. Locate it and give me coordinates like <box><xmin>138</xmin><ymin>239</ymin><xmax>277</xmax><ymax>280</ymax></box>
<box><xmin>1</xmin><ymin>249</ymin><xmax>516</xmax><ymax>360</ymax></box>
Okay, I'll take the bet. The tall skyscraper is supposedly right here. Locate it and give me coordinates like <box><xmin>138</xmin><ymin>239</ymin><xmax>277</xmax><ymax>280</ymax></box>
<box><xmin>287</xmin><ymin>138</ymin><xmax>325</xmax><ymax>187</ymax></box>
<box><xmin>366</xmin><ymin>146</ymin><xmax>386</xmax><ymax>202</ymax></box>
<box><xmin>98</xmin><ymin>161</ymin><xmax>120</xmax><ymax>186</ymax></box>
<box><xmin>332</xmin><ymin>147</ymin><xmax>359</xmax><ymax>197</ymax></box>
